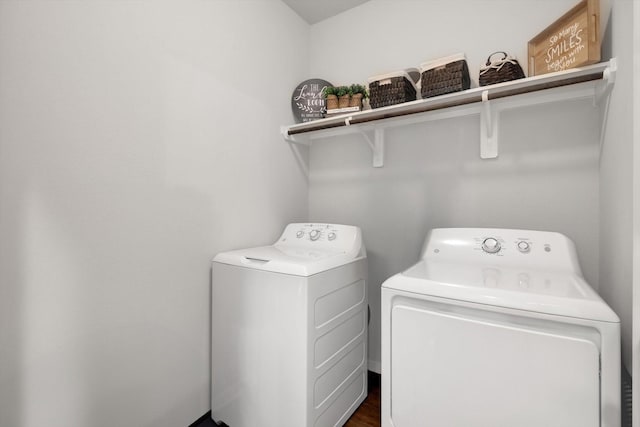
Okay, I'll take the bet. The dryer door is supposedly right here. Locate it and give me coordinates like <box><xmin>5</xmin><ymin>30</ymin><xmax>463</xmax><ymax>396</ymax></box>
<box><xmin>389</xmin><ymin>295</ymin><xmax>600</xmax><ymax>427</ymax></box>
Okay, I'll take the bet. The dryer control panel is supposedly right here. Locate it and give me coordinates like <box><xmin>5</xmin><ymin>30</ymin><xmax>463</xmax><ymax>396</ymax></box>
<box><xmin>276</xmin><ymin>223</ymin><xmax>363</xmax><ymax>255</ymax></box>
<box><xmin>422</xmin><ymin>228</ymin><xmax>582</xmax><ymax>275</ymax></box>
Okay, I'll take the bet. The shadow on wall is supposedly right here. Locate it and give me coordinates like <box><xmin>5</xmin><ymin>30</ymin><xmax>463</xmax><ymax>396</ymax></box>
<box><xmin>308</xmin><ymin>98</ymin><xmax>602</xmax><ymax>369</ymax></box>
<box><xmin>0</xmin><ymin>155</ymin><xmax>215</xmax><ymax>427</ymax></box>
<box><xmin>601</xmin><ymin>11</ymin><xmax>613</xmax><ymax>62</ymax></box>
<box><xmin>0</xmin><ymin>179</ymin><xmax>26</xmax><ymax>427</ymax></box>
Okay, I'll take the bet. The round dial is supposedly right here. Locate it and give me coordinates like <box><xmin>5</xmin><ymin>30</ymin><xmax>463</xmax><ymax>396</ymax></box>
<box><xmin>328</xmin><ymin>232</ymin><xmax>337</xmax><ymax>241</ymax></box>
<box><xmin>309</xmin><ymin>229</ymin><xmax>321</xmax><ymax>241</ymax></box>
<box><xmin>481</xmin><ymin>237</ymin><xmax>501</xmax><ymax>254</ymax></box>
<box><xmin>517</xmin><ymin>241</ymin><xmax>531</xmax><ymax>253</ymax></box>
<box><xmin>296</xmin><ymin>230</ymin><xmax>304</xmax><ymax>239</ymax></box>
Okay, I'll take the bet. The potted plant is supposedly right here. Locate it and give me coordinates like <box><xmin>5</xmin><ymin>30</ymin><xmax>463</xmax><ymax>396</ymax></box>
<box><xmin>349</xmin><ymin>84</ymin><xmax>369</xmax><ymax>109</ymax></box>
<box><xmin>336</xmin><ymin>86</ymin><xmax>351</xmax><ymax>109</ymax></box>
<box><xmin>322</xmin><ymin>86</ymin><xmax>338</xmax><ymax>111</ymax></box>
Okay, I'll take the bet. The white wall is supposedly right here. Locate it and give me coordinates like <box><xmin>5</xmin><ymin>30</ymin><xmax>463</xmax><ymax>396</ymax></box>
<box><xmin>599</xmin><ymin>0</ymin><xmax>634</xmax><ymax>373</ymax></box>
<box><xmin>309</xmin><ymin>0</ymin><xmax>609</xmax><ymax>372</ymax></box>
<box><xmin>0</xmin><ymin>2</ymin><xmax>309</xmax><ymax>427</ymax></box>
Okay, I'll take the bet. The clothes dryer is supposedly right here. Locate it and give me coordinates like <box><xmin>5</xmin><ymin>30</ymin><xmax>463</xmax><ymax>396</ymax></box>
<box><xmin>212</xmin><ymin>223</ymin><xmax>368</xmax><ymax>427</ymax></box>
<box><xmin>381</xmin><ymin>228</ymin><xmax>620</xmax><ymax>427</ymax></box>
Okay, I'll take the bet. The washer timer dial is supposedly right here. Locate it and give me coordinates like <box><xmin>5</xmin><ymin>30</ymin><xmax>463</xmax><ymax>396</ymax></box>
<box><xmin>481</xmin><ymin>237</ymin><xmax>501</xmax><ymax>254</ymax></box>
<box><xmin>309</xmin><ymin>230</ymin><xmax>321</xmax><ymax>241</ymax></box>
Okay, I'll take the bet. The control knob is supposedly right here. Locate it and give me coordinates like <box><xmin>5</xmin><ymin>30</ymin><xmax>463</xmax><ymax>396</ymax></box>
<box><xmin>482</xmin><ymin>237</ymin><xmax>501</xmax><ymax>254</ymax></box>
<box><xmin>296</xmin><ymin>230</ymin><xmax>304</xmax><ymax>239</ymax></box>
<box><xmin>328</xmin><ymin>232</ymin><xmax>336</xmax><ymax>241</ymax></box>
<box><xmin>517</xmin><ymin>241</ymin><xmax>531</xmax><ymax>253</ymax></box>
<box><xmin>309</xmin><ymin>229</ymin><xmax>321</xmax><ymax>241</ymax></box>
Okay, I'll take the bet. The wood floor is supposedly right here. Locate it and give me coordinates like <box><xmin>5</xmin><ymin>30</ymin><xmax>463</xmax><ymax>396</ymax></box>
<box><xmin>198</xmin><ymin>369</ymin><xmax>632</xmax><ymax>427</ymax></box>
<box><xmin>196</xmin><ymin>372</ymin><xmax>382</xmax><ymax>427</ymax></box>
<box><xmin>344</xmin><ymin>372</ymin><xmax>381</xmax><ymax>427</ymax></box>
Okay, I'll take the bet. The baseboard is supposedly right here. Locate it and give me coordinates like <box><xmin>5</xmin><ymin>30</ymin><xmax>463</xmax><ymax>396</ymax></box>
<box><xmin>368</xmin><ymin>359</ymin><xmax>381</xmax><ymax>374</ymax></box>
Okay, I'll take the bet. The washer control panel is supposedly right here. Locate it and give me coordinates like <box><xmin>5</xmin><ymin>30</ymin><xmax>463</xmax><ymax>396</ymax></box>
<box><xmin>290</xmin><ymin>224</ymin><xmax>341</xmax><ymax>243</ymax></box>
<box><xmin>277</xmin><ymin>223</ymin><xmax>362</xmax><ymax>254</ymax></box>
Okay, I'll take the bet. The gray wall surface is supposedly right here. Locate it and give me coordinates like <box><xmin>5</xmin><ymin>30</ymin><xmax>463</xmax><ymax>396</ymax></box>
<box><xmin>308</xmin><ymin>0</ymin><xmax>613</xmax><ymax>372</ymax></box>
<box><xmin>0</xmin><ymin>2</ymin><xmax>309</xmax><ymax>426</ymax></box>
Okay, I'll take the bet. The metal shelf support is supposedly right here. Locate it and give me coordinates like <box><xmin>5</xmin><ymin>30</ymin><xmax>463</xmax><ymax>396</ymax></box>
<box><xmin>359</xmin><ymin>128</ymin><xmax>385</xmax><ymax>167</ymax></box>
<box><xmin>595</xmin><ymin>58</ymin><xmax>617</xmax><ymax>156</ymax></box>
<box><xmin>480</xmin><ymin>90</ymin><xmax>498</xmax><ymax>159</ymax></box>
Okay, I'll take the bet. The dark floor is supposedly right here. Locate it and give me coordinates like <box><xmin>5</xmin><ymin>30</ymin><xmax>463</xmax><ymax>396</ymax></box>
<box><xmin>190</xmin><ymin>413</ymin><xmax>215</xmax><ymax>427</ymax></box>
<box><xmin>196</xmin><ymin>369</ymin><xmax>631</xmax><ymax>427</ymax></box>
<box><xmin>189</xmin><ymin>412</ymin><xmax>217</xmax><ymax>427</ymax></box>
<box><xmin>194</xmin><ymin>372</ymin><xmax>380</xmax><ymax>427</ymax></box>
<box><xmin>622</xmin><ymin>368</ymin><xmax>632</xmax><ymax>427</ymax></box>
<box><xmin>344</xmin><ymin>371</ymin><xmax>381</xmax><ymax>427</ymax></box>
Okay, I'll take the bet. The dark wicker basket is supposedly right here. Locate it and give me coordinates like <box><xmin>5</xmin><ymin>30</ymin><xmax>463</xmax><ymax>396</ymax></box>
<box><xmin>421</xmin><ymin>56</ymin><xmax>470</xmax><ymax>98</ymax></box>
<box><xmin>479</xmin><ymin>51</ymin><xmax>526</xmax><ymax>86</ymax></box>
<box><xmin>369</xmin><ymin>75</ymin><xmax>417</xmax><ymax>109</ymax></box>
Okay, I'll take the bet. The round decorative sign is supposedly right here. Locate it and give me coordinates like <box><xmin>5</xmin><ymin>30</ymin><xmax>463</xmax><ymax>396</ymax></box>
<box><xmin>291</xmin><ymin>79</ymin><xmax>333</xmax><ymax>123</ymax></box>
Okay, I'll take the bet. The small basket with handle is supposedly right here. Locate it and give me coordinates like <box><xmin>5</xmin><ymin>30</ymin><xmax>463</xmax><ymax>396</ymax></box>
<box><xmin>479</xmin><ymin>51</ymin><xmax>526</xmax><ymax>86</ymax></box>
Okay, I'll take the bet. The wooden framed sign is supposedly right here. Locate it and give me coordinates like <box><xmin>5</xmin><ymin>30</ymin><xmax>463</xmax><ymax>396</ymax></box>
<box><xmin>528</xmin><ymin>0</ymin><xmax>600</xmax><ymax>76</ymax></box>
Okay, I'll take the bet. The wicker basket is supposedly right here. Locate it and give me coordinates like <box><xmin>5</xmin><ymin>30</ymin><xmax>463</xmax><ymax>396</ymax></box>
<box><xmin>368</xmin><ymin>69</ymin><xmax>420</xmax><ymax>109</ymax></box>
<box><xmin>420</xmin><ymin>54</ymin><xmax>470</xmax><ymax>99</ymax></box>
<box><xmin>325</xmin><ymin>94</ymin><xmax>338</xmax><ymax>110</ymax></box>
<box><xmin>479</xmin><ymin>51</ymin><xmax>526</xmax><ymax>86</ymax></box>
<box><xmin>349</xmin><ymin>93</ymin><xmax>363</xmax><ymax>108</ymax></box>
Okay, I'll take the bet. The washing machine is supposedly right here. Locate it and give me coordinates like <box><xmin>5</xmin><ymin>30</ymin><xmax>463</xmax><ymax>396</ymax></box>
<box><xmin>211</xmin><ymin>223</ymin><xmax>368</xmax><ymax>427</ymax></box>
<box><xmin>381</xmin><ymin>228</ymin><xmax>620</xmax><ymax>427</ymax></box>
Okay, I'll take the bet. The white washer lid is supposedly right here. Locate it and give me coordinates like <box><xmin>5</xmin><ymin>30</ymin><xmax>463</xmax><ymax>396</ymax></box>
<box><xmin>383</xmin><ymin>259</ymin><xmax>619</xmax><ymax>323</ymax></box>
<box><xmin>213</xmin><ymin>245</ymin><xmax>362</xmax><ymax>277</ymax></box>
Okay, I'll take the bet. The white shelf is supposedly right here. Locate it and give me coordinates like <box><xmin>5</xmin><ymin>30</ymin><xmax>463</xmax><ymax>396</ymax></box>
<box><xmin>282</xmin><ymin>59</ymin><xmax>616</xmax><ymax>167</ymax></box>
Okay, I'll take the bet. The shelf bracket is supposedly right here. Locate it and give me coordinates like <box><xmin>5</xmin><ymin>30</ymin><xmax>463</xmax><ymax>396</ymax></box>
<box><xmin>281</xmin><ymin>126</ymin><xmax>309</xmax><ymax>179</ymax></box>
<box><xmin>480</xmin><ymin>90</ymin><xmax>499</xmax><ymax>159</ymax></box>
<box><xmin>594</xmin><ymin>58</ymin><xmax>617</xmax><ymax>106</ymax></box>
<box><xmin>595</xmin><ymin>58</ymin><xmax>617</xmax><ymax>156</ymax></box>
<box><xmin>281</xmin><ymin>125</ymin><xmax>310</xmax><ymax>146</ymax></box>
<box><xmin>359</xmin><ymin>128</ymin><xmax>385</xmax><ymax>167</ymax></box>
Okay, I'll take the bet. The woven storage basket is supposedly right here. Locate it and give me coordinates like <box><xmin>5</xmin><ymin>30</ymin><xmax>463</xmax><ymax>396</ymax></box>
<box><xmin>420</xmin><ymin>54</ymin><xmax>470</xmax><ymax>99</ymax></box>
<box><xmin>368</xmin><ymin>68</ymin><xmax>420</xmax><ymax>109</ymax></box>
<box><xmin>479</xmin><ymin>51</ymin><xmax>526</xmax><ymax>86</ymax></box>
<box><xmin>325</xmin><ymin>95</ymin><xmax>338</xmax><ymax>110</ymax></box>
